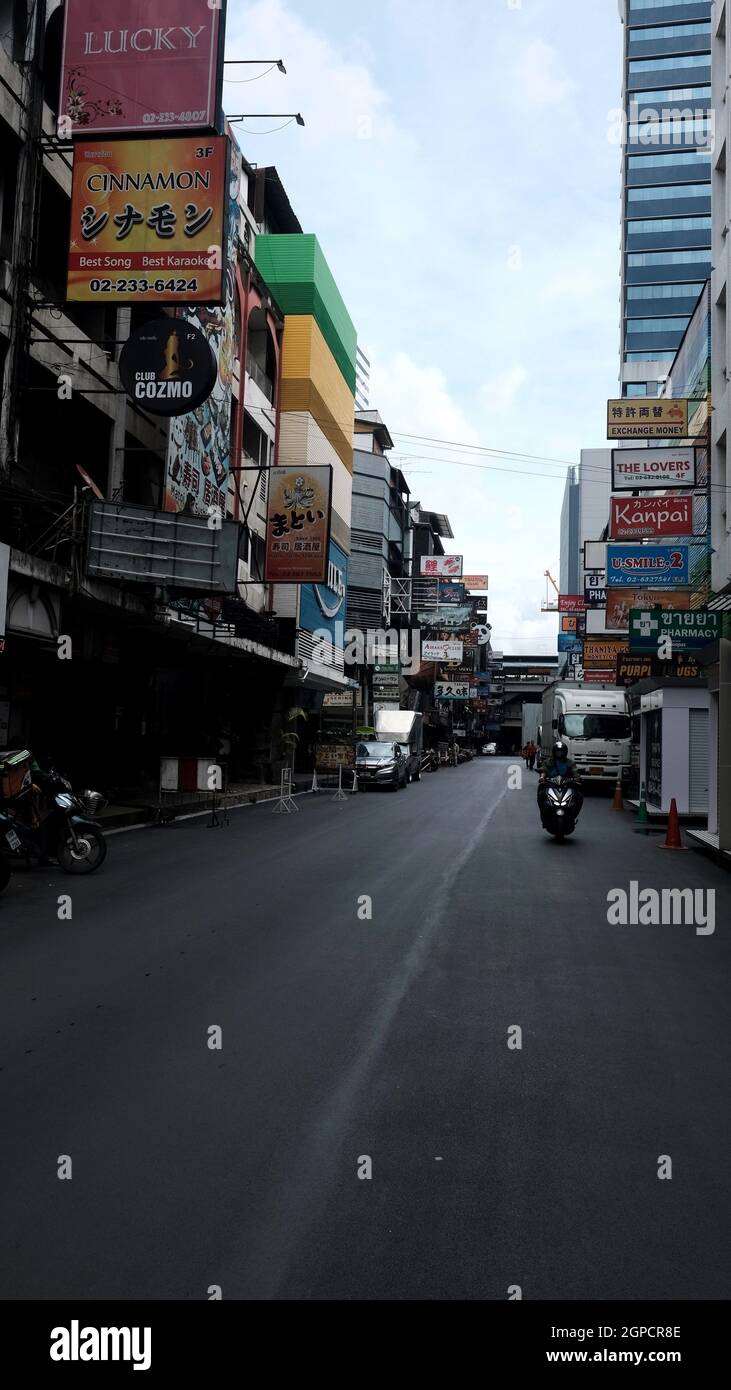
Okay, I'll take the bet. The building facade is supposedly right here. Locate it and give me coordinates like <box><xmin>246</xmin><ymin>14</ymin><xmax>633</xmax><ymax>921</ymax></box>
<box><xmin>0</xmin><ymin>1</ymin><xmax>363</xmax><ymax>795</ymax></box>
<box><xmin>618</xmin><ymin>0</ymin><xmax>713</xmax><ymax>397</ymax></box>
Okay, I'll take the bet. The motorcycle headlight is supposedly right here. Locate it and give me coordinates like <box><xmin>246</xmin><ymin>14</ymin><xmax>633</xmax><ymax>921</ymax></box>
<box><xmin>55</xmin><ymin>793</ymin><xmax>75</xmax><ymax>809</ymax></box>
<box><xmin>80</xmin><ymin>790</ymin><xmax>107</xmax><ymax>816</ymax></box>
<box><xmin>546</xmin><ymin>787</ymin><xmax>560</xmax><ymax>803</ymax></box>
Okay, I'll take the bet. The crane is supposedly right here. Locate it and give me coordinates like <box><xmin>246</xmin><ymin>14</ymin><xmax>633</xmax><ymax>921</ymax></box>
<box><xmin>541</xmin><ymin>569</ymin><xmax>559</xmax><ymax>613</ymax></box>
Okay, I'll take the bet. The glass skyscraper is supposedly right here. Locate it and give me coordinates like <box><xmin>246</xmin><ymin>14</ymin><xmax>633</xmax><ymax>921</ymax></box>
<box><xmin>619</xmin><ymin>1</ymin><xmax>712</xmax><ymax>397</ymax></box>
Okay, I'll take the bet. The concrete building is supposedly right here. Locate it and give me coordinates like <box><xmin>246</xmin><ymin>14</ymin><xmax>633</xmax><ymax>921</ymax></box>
<box><xmin>618</xmin><ymin>0</ymin><xmax>713</xmax><ymax>398</ymax></box>
<box><xmin>559</xmin><ymin>466</ymin><xmax>580</xmax><ymax>596</ymax></box>
<box><xmin>347</xmin><ymin>410</ymin><xmax>410</xmax><ymax>634</ymax></box>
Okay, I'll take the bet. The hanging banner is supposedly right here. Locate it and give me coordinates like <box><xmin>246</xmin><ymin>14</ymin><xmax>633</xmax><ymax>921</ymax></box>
<box><xmin>67</xmin><ymin>135</ymin><xmax>228</xmax><ymax>304</ymax></box>
<box><xmin>58</xmin><ymin>0</ymin><xmax>225</xmax><ymax>137</ymax></box>
<box><xmin>607</xmin><ymin>400</ymin><xmax>688</xmax><ymax>440</ymax></box>
<box><xmin>606</xmin><ymin>544</ymin><xmax>689</xmax><ymax>588</ymax></box>
<box><xmin>417</xmin><ymin>606</ymin><xmax>472</xmax><ymax>630</ymax></box>
<box><xmin>584</xmin><ymin>638</ymin><xmax>627</xmax><ymax>670</ymax></box>
<box><xmin>434</xmin><ymin>682</ymin><xmax>470</xmax><ymax>700</ymax></box>
<box><xmin>163</xmin><ymin>133</ymin><xmax>239</xmax><ymax>517</ymax></box>
<box><xmin>611</xmin><ymin>447</ymin><xmax>696</xmax><ymax>492</ymax></box>
<box><xmin>609</xmin><ymin>493</ymin><xmax>695</xmax><ymax>539</ymax></box>
<box><xmin>119</xmin><ymin>317</ymin><xmax>216</xmax><ymax>415</ymax></box>
<box><xmin>558</xmin><ymin>635</ymin><xmax>583</xmax><ymax>653</ymax></box>
<box><xmin>629</xmin><ymin>609</ymin><xmax>722</xmax><ymax>652</ymax></box>
<box><xmin>584</xmin><ymin>572</ymin><xmax>607</xmax><ymax>608</ymax></box>
<box><xmin>263</xmin><ymin>467</ymin><xmax>333</xmax><ymax>584</ymax></box>
<box><xmin>606</xmin><ymin>587</ymin><xmax>691</xmax><ymax>632</ymax></box>
<box><xmin>421</xmin><ymin>640</ymin><xmax>463</xmax><ymax>661</ymax></box>
<box><xmin>558</xmin><ymin>594</ymin><xmax>586</xmax><ymax>613</ymax></box>
<box><xmin>616</xmin><ymin>652</ymin><xmax>703</xmax><ymax>686</ymax></box>
<box><xmin>419</xmin><ymin>555</ymin><xmax>463</xmax><ymax>578</ymax></box>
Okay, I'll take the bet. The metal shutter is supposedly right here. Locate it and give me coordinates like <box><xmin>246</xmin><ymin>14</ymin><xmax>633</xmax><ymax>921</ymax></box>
<box><xmin>688</xmin><ymin>708</ymin><xmax>709</xmax><ymax>815</ymax></box>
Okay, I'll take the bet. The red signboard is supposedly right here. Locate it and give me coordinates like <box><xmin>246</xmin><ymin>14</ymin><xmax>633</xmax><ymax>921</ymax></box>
<box><xmin>558</xmin><ymin>594</ymin><xmax>586</xmax><ymax>613</ymax></box>
<box><xmin>610</xmin><ymin>494</ymin><xmax>694</xmax><ymax>540</ymax></box>
<box><xmin>59</xmin><ymin>0</ymin><xmax>224</xmax><ymax>136</ymax></box>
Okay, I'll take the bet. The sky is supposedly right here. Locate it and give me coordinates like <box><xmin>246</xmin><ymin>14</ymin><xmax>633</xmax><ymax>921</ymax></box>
<box><xmin>224</xmin><ymin>0</ymin><xmax>624</xmax><ymax>652</ymax></box>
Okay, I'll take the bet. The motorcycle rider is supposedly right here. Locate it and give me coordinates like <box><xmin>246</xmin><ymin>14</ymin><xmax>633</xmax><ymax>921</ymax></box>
<box><xmin>538</xmin><ymin>740</ymin><xmax>583</xmax><ymax>824</ymax></box>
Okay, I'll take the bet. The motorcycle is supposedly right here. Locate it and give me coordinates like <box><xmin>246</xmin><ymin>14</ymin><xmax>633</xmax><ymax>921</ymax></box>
<box><xmin>421</xmin><ymin>749</ymin><xmax>440</xmax><ymax>774</ymax></box>
<box><xmin>0</xmin><ymin>764</ymin><xmax>108</xmax><ymax>874</ymax></box>
<box><xmin>538</xmin><ymin>774</ymin><xmax>583</xmax><ymax>842</ymax></box>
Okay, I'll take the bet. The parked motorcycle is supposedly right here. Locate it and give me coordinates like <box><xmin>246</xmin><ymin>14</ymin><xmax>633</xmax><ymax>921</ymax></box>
<box><xmin>421</xmin><ymin>750</ymin><xmax>439</xmax><ymax>774</ymax></box>
<box><xmin>0</xmin><ymin>760</ymin><xmax>108</xmax><ymax>874</ymax></box>
<box><xmin>538</xmin><ymin>775</ymin><xmax>583</xmax><ymax>842</ymax></box>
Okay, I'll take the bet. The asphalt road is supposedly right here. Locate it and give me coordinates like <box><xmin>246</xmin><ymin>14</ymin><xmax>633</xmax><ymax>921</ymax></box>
<box><xmin>1</xmin><ymin>757</ymin><xmax>730</xmax><ymax>1301</ymax></box>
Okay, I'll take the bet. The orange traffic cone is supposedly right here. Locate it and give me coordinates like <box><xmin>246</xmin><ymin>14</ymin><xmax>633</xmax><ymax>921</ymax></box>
<box><xmin>662</xmin><ymin>798</ymin><xmax>685</xmax><ymax>850</ymax></box>
<box><xmin>612</xmin><ymin>777</ymin><xmax>624</xmax><ymax>811</ymax></box>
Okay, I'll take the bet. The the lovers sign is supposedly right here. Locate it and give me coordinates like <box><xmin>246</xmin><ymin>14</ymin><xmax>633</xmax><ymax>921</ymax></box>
<box><xmin>611</xmin><ymin>447</ymin><xmax>696</xmax><ymax>491</ymax></box>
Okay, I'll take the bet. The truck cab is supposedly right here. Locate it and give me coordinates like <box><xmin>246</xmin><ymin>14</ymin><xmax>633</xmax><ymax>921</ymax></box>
<box><xmin>542</xmin><ymin>685</ymin><xmax>631</xmax><ymax>785</ymax></box>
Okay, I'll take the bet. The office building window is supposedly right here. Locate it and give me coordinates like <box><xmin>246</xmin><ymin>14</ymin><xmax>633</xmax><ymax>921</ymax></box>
<box><xmin>627</xmin><ymin>183</ymin><xmax>708</xmax><ymax>201</ymax></box>
<box><xmin>628</xmin><ymin>215</ymin><xmax>710</xmax><ymax>231</ymax></box>
<box><xmin>629</xmin><ymin>54</ymin><xmax>710</xmax><ymax>72</ymax></box>
<box><xmin>629</xmin><ymin>23</ymin><xmax>711</xmax><ymax>42</ymax></box>
<box><xmin>627</xmin><ymin>248</ymin><xmax>710</xmax><ymax>265</ymax></box>
<box><xmin>630</xmin><ymin>86</ymin><xmax>711</xmax><ymax>103</ymax></box>
<box><xmin>624</xmin><ymin>383</ymin><xmax>650</xmax><ymax>396</ymax></box>
<box><xmin>626</xmin><ymin>317</ymin><xmax>689</xmax><ymax>332</ymax></box>
<box><xmin>628</xmin><ymin>150</ymin><xmax>710</xmax><ymax>168</ymax></box>
<box><xmin>626</xmin><ymin>282</ymin><xmax>703</xmax><ymax>299</ymax></box>
<box><xmin>630</xmin><ymin>0</ymin><xmax>708</xmax><ymax>8</ymax></box>
<box><xmin>625</xmin><ymin>350</ymin><xmax>676</xmax><ymax>361</ymax></box>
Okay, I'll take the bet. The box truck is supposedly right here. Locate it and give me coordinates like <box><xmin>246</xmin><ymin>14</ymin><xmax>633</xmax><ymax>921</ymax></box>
<box><xmin>375</xmin><ymin>709</ymin><xmax>424</xmax><ymax>782</ymax></box>
<box><xmin>540</xmin><ymin>683</ymin><xmax>631</xmax><ymax>785</ymax></box>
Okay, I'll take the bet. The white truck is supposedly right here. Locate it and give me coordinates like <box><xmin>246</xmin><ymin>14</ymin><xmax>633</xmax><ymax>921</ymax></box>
<box><xmin>540</xmin><ymin>683</ymin><xmax>631</xmax><ymax>786</ymax></box>
<box><xmin>375</xmin><ymin>709</ymin><xmax>424</xmax><ymax>782</ymax></box>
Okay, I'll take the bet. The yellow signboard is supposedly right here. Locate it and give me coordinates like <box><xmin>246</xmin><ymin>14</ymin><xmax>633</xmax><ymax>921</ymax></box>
<box><xmin>68</xmin><ymin>136</ymin><xmax>228</xmax><ymax>304</ymax></box>
<box><xmin>607</xmin><ymin>399</ymin><xmax>688</xmax><ymax>440</ymax></box>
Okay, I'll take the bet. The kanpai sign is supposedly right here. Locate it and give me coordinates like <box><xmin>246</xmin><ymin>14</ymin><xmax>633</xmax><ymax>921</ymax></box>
<box><xmin>610</xmin><ymin>494</ymin><xmax>694</xmax><ymax>540</ymax></box>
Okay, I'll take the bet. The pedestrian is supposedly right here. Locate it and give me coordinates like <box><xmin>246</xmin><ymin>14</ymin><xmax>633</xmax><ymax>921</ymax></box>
<box><xmin>527</xmin><ymin>740</ymin><xmax>536</xmax><ymax>772</ymax></box>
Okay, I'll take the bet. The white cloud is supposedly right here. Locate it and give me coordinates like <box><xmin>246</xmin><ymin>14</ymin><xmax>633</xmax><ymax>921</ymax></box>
<box><xmin>225</xmin><ymin>0</ymin><xmax>394</xmax><ymax>148</ymax></box>
<box><xmin>509</xmin><ymin>39</ymin><xmax>576</xmax><ymax>111</ymax></box>
<box><xmin>370</xmin><ymin>352</ymin><xmax>479</xmax><ymax>445</ymax></box>
<box><xmin>480</xmin><ymin>366</ymin><xmax>529</xmax><ymax>415</ymax></box>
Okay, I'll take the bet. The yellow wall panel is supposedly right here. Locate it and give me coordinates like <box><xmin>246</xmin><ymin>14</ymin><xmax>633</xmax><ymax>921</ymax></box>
<box><xmin>281</xmin><ymin>316</ymin><xmax>354</xmax><ymax>445</ymax></box>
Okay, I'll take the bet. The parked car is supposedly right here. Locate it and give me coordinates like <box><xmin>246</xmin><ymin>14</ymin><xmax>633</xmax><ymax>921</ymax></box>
<box><xmin>355</xmin><ymin>740</ymin><xmax>409</xmax><ymax>791</ymax></box>
<box><xmin>481</xmin><ymin>742</ymin><xmax>497</xmax><ymax>756</ymax></box>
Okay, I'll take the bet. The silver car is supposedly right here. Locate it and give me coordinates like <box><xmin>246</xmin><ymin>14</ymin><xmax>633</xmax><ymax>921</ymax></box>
<box><xmin>355</xmin><ymin>741</ymin><xmax>408</xmax><ymax>791</ymax></box>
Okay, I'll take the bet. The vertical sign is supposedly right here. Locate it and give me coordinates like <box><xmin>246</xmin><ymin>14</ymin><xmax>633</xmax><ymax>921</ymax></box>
<box><xmin>163</xmin><ymin>133</ymin><xmax>240</xmax><ymax>518</ymax></box>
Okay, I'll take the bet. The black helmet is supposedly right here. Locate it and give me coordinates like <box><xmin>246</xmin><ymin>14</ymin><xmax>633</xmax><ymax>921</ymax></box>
<box><xmin>553</xmin><ymin>741</ymin><xmax>569</xmax><ymax>760</ymax></box>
